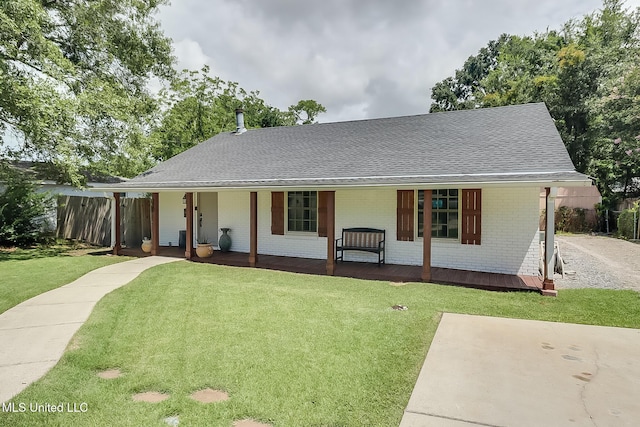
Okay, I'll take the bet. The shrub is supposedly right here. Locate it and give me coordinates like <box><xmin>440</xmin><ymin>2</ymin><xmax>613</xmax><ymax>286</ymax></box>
<box><xmin>0</xmin><ymin>165</ymin><xmax>54</xmax><ymax>247</ymax></box>
<box><xmin>617</xmin><ymin>202</ymin><xmax>639</xmax><ymax>240</ymax></box>
<box><xmin>541</xmin><ymin>206</ymin><xmax>598</xmax><ymax>233</ymax></box>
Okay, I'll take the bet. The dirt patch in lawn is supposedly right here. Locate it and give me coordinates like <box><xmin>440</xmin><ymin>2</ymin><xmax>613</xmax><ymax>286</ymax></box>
<box><xmin>389</xmin><ymin>281</ymin><xmax>409</xmax><ymax>287</ymax></box>
<box><xmin>67</xmin><ymin>336</ymin><xmax>82</xmax><ymax>351</ymax></box>
<box><xmin>97</xmin><ymin>369</ymin><xmax>122</xmax><ymax>379</ymax></box>
<box><xmin>233</xmin><ymin>420</ymin><xmax>272</xmax><ymax>427</ymax></box>
<box><xmin>189</xmin><ymin>388</ymin><xmax>229</xmax><ymax>403</ymax></box>
<box><xmin>132</xmin><ymin>391</ymin><xmax>170</xmax><ymax>403</ymax></box>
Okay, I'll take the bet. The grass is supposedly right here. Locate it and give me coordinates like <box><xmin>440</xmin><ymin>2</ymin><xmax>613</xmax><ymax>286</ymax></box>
<box><xmin>2</xmin><ymin>262</ymin><xmax>640</xmax><ymax>426</ymax></box>
<box><xmin>0</xmin><ymin>243</ymin><xmax>131</xmax><ymax>314</ymax></box>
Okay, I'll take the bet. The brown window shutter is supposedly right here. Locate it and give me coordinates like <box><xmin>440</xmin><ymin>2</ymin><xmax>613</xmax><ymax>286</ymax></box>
<box><xmin>271</xmin><ymin>192</ymin><xmax>285</xmax><ymax>235</ymax></box>
<box><xmin>461</xmin><ymin>189</ymin><xmax>481</xmax><ymax>245</ymax></box>
<box><xmin>397</xmin><ymin>190</ymin><xmax>414</xmax><ymax>241</ymax></box>
<box><xmin>318</xmin><ymin>191</ymin><xmax>328</xmax><ymax>237</ymax></box>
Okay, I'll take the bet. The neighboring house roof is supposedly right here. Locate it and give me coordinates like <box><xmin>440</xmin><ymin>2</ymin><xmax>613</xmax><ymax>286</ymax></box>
<box><xmin>97</xmin><ymin>102</ymin><xmax>591</xmax><ymax>191</ymax></box>
<box><xmin>611</xmin><ymin>177</ymin><xmax>640</xmax><ymax>195</ymax></box>
<box><xmin>9</xmin><ymin>161</ymin><xmax>127</xmax><ymax>185</ymax></box>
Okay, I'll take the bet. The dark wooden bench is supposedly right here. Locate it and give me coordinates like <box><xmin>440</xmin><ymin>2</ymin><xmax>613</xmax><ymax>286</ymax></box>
<box><xmin>335</xmin><ymin>228</ymin><xmax>385</xmax><ymax>266</ymax></box>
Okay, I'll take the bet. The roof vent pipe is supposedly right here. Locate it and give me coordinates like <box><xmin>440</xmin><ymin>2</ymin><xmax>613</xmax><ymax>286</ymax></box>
<box><xmin>235</xmin><ymin>108</ymin><xmax>246</xmax><ymax>135</ymax></box>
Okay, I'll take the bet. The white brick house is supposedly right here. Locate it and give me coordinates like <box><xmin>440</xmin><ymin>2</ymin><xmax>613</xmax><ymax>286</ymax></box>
<box><xmin>97</xmin><ymin>103</ymin><xmax>592</xmax><ymax>292</ymax></box>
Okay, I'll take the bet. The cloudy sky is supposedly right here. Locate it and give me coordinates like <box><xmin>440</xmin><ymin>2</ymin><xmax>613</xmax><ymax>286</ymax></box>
<box><xmin>158</xmin><ymin>0</ymin><xmax>638</xmax><ymax>123</ymax></box>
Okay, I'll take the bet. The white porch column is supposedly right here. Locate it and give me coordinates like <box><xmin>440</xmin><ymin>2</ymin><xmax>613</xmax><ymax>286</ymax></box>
<box><xmin>249</xmin><ymin>191</ymin><xmax>258</xmax><ymax>267</ymax></box>
<box><xmin>543</xmin><ymin>187</ymin><xmax>558</xmax><ymax>296</ymax></box>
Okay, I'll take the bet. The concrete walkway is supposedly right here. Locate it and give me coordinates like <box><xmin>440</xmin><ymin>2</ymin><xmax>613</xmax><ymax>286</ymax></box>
<box><xmin>401</xmin><ymin>313</ymin><xmax>640</xmax><ymax>427</ymax></box>
<box><xmin>0</xmin><ymin>256</ymin><xmax>181</xmax><ymax>403</ymax></box>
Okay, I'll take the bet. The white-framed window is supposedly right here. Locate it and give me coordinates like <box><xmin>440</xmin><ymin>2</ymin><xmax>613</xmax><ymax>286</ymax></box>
<box><xmin>417</xmin><ymin>189</ymin><xmax>459</xmax><ymax>239</ymax></box>
<box><xmin>287</xmin><ymin>191</ymin><xmax>317</xmax><ymax>232</ymax></box>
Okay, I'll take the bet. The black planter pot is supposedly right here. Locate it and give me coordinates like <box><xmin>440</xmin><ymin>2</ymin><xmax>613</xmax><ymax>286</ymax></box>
<box><xmin>219</xmin><ymin>228</ymin><xmax>232</xmax><ymax>252</ymax></box>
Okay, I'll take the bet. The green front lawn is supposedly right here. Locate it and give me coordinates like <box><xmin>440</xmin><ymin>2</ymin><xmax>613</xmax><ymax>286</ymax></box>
<box><xmin>2</xmin><ymin>262</ymin><xmax>640</xmax><ymax>426</ymax></box>
<box><xmin>0</xmin><ymin>246</ymin><xmax>130</xmax><ymax>314</ymax></box>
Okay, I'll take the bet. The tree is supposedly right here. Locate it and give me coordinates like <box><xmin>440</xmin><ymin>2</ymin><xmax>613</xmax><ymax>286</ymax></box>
<box><xmin>150</xmin><ymin>67</ymin><xmax>325</xmax><ymax>160</ymax></box>
<box><xmin>288</xmin><ymin>99</ymin><xmax>327</xmax><ymax>124</ymax></box>
<box><xmin>242</xmin><ymin>93</ymin><xmax>296</xmax><ymax>128</ymax></box>
<box><xmin>429</xmin><ymin>0</ymin><xmax>640</xmax><ymax>208</ymax></box>
<box><xmin>0</xmin><ymin>0</ymin><xmax>174</xmax><ymax>181</ymax></box>
<box><xmin>589</xmin><ymin>67</ymin><xmax>640</xmax><ymax>205</ymax></box>
<box><xmin>0</xmin><ymin>163</ymin><xmax>54</xmax><ymax>246</ymax></box>
<box><xmin>149</xmin><ymin>67</ymin><xmax>233</xmax><ymax>161</ymax></box>
<box><xmin>430</xmin><ymin>35</ymin><xmax>508</xmax><ymax>112</ymax></box>
<box><xmin>150</xmin><ymin>66</ymin><xmax>294</xmax><ymax>161</ymax></box>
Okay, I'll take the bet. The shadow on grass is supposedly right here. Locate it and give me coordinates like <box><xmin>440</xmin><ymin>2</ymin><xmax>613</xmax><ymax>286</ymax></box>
<box><xmin>0</xmin><ymin>247</ymin><xmax>70</xmax><ymax>261</ymax></box>
<box><xmin>0</xmin><ymin>243</ymin><xmax>111</xmax><ymax>261</ymax></box>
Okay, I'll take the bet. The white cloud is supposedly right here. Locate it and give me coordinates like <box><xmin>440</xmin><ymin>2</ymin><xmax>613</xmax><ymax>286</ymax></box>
<box><xmin>173</xmin><ymin>38</ymin><xmax>210</xmax><ymax>72</ymax></box>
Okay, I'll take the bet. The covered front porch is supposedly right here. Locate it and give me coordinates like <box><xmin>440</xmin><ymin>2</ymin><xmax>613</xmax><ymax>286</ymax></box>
<box><xmin>112</xmin><ymin>188</ymin><xmax>556</xmax><ymax>293</ymax></box>
<box><xmin>119</xmin><ymin>246</ymin><xmax>543</xmax><ymax>292</ymax></box>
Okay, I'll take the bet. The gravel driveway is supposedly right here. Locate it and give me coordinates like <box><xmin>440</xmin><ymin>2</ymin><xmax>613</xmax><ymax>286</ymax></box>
<box><xmin>555</xmin><ymin>235</ymin><xmax>640</xmax><ymax>290</ymax></box>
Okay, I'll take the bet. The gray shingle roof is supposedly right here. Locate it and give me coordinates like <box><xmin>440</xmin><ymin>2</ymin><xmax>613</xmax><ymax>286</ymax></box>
<box><xmin>106</xmin><ymin>103</ymin><xmax>590</xmax><ymax>190</ymax></box>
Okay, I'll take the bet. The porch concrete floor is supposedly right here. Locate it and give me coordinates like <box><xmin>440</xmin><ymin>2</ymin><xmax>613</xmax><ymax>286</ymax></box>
<box><xmin>119</xmin><ymin>246</ymin><xmax>543</xmax><ymax>292</ymax></box>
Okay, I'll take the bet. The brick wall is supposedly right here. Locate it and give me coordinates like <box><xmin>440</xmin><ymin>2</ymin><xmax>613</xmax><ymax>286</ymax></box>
<box><xmin>159</xmin><ymin>187</ymin><xmax>541</xmax><ymax>276</ymax></box>
<box><xmin>334</xmin><ymin>187</ymin><xmax>539</xmax><ymax>275</ymax></box>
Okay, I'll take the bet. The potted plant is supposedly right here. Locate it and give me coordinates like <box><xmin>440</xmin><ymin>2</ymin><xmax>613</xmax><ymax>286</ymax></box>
<box><xmin>141</xmin><ymin>237</ymin><xmax>152</xmax><ymax>253</ymax></box>
<box><xmin>219</xmin><ymin>227</ymin><xmax>232</xmax><ymax>252</ymax></box>
<box><xmin>196</xmin><ymin>236</ymin><xmax>214</xmax><ymax>258</ymax></box>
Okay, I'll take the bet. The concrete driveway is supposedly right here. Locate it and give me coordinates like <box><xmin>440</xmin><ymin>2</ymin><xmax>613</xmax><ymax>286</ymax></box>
<box><xmin>401</xmin><ymin>313</ymin><xmax>640</xmax><ymax>427</ymax></box>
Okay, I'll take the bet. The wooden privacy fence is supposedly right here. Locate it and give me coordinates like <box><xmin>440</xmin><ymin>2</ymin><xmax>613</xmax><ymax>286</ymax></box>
<box><xmin>57</xmin><ymin>196</ymin><xmax>110</xmax><ymax>246</ymax></box>
<box><xmin>57</xmin><ymin>196</ymin><xmax>150</xmax><ymax>247</ymax></box>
